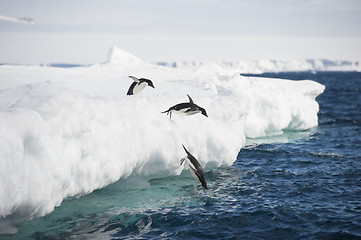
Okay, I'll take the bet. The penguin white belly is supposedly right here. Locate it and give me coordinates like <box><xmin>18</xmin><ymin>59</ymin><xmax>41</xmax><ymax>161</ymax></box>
<box><xmin>133</xmin><ymin>82</ymin><xmax>147</xmax><ymax>95</ymax></box>
<box><xmin>185</xmin><ymin>158</ymin><xmax>201</xmax><ymax>183</ymax></box>
<box><xmin>176</xmin><ymin>108</ymin><xmax>200</xmax><ymax>115</ymax></box>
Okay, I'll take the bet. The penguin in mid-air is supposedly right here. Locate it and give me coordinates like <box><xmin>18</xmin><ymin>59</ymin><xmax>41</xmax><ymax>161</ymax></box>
<box><xmin>127</xmin><ymin>76</ymin><xmax>155</xmax><ymax>95</ymax></box>
<box><xmin>181</xmin><ymin>145</ymin><xmax>208</xmax><ymax>190</ymax></box>
<box><xmin>162</xmin><ymin>94</ymin><xmax>208</xmax><ymax>119</ymax></box>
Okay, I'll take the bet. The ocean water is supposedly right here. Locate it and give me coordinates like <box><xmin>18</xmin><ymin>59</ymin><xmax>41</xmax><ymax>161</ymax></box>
<box><xmin>2</xmin><ymin>71</ymin><xmax>360</xmax><ymax>240</ymax></box>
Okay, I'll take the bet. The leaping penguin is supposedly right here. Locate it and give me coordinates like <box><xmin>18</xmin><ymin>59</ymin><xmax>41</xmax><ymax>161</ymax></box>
<box><xmin>162</xmin><ymin>94</ymin><xmax>208</xmax><ymax>119</ymax></box>
<box><xmin>127</xmin><ymin>76</ymin><xmax>155</xmax><ymax>95</ymax></box>
<box><xmin>181</xmin><ymin>145</ymin><xmax>208</xmax><ymax>190</ymax></box>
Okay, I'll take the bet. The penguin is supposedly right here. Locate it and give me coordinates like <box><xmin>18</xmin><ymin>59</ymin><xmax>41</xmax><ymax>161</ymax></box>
<box><xmin>180</xmin><ymin>145</ymin><xmax>208</xmax><ymax>190</ymax></box>
<box><xmin>127</xmin><ymin>76</ymin><xmax>155</xmax><ymax>95</ymax></box>
<box><xmin>162</xmin><ymin>94</ymin><xmax>208</xmax><ymax>119</ymax></box>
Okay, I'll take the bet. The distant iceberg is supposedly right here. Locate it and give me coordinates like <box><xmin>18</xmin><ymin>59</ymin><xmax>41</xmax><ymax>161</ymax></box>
<box><xmin>0</xmin><ymin>46</ymin><xmax>325</xmax><ymax>234</ymax></box>
<box><xmin>0</xmin><ymin>15</ymin><xmax>36</xmax><ymax>24</ymax></box>
<box><xmin>157</xmin><ymin>59</ymin><xmax>361</xmax><ymax>73</ymax></box>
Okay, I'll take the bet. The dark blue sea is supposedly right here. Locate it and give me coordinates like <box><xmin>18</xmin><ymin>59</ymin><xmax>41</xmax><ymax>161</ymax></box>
<box><xmin>3</xmin><ymin>72</ymin><xmax>361</xmax><ymax>240</ymax></box>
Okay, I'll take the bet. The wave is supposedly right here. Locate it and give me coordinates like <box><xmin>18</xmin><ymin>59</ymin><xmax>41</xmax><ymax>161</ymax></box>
<box><xmin>308</xmin><ymin>151</ymin><xmax>353</xmax><ymax>159</ymax></box>
<box><xmin>0</xmin><ymin>46</ymin><xmax>325</xmax><ymax>233</ymax></box>
<box><xmin>320</xmin><ymin>118</ymin><xmax>361</xmax><ymax>126</ymax></box>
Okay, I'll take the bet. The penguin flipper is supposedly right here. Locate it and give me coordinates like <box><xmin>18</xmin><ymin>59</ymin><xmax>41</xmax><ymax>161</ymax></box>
<box><xmin>126</xmin><ymin>82</ymin><xmax>137</xmax><ymax>95</ymax></box>
<box><xmin>187</xmin><ymin>94</ymin><xmax>194</xmax><ymax>104</ymax></box>
<box><xmin>129</xmin><ymin>76</ymin><xmax>140</xmax><ymax>82</ymax></box>
<box><xmin>182</xmin><ymin>145</ymin><xmax>190</xmax><ymax>155</ymax></box>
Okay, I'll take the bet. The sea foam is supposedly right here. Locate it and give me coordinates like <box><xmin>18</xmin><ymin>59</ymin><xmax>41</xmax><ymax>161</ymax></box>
<box><xmin>0</xmin><ymin>46</ymin><xmax>325</xmax><ymax>233</ymax></box>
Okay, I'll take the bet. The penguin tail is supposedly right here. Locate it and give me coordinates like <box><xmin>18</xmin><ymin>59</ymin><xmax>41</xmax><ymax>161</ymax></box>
<box><xmin>161</xmin><ymin>109</ymin><xmax>169</xmax><ymax>114</ymax></box>
<box><xmin>161</xmin><ymin>109</ymin><xmax>172</xmax><ymax>119</ymax></box>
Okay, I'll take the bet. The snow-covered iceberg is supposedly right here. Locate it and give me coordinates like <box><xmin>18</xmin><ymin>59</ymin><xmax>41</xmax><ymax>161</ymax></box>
<box><xmin>0</xmin><ymin>46</ymin><xmax>325</xmax><ymax>233</ymax></box>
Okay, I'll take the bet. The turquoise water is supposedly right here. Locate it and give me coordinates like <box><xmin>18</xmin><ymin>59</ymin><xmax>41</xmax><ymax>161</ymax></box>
<box><xmin>2</xmin><ymin>72</ymin><xmax>361</xmax><ymax>239</ymax></box>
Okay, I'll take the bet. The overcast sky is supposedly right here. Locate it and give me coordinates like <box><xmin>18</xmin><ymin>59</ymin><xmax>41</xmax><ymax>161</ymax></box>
<box><xmin>1</xmin><ymin>0</ymin><xmax>361</xmax><ymax>36</ymax></box>
<box><xmin>1</xmin><ymin>0</ymin><xmax>361</xmax><ymax>64</ymax></box>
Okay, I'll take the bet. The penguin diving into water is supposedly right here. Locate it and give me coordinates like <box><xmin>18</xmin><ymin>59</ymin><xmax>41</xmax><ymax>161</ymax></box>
<box><xmin>127</xmin><ymin>76</ymin><xmax>155</xmax><ymax>95</ymax></box>
<box><xmin>181</xmin><ymin>145</ymin><xmax>208</xmax><ymax>190</ymax></box>
<box><xmin>162</xmin><ymin>94</ymin><xmax>208</xmax><ymax>119</ymax></box>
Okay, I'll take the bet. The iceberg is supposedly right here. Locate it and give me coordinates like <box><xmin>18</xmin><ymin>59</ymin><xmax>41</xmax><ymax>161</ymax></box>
<box><xmin>0</xmin><ymin>46</ymin><xmax>325</xmax><ymax>233</ymax></box>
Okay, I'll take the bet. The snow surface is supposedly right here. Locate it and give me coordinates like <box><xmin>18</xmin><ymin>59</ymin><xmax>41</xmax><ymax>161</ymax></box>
<box><xmin>0</xmin><ymin>46</ymin><xmax>325</xmax><ymax>233</ymax></box>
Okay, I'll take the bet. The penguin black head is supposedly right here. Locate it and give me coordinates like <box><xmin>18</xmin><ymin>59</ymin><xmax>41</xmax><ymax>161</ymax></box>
<box><xmin>145</xmin><ymin>79</ymin><xmax>155</xmax><ymax>89</ymax></box>
<box><xmin>200</xmin><ymin>107</ymin><xmax>208</xmax><ymax>117</ymax></box>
